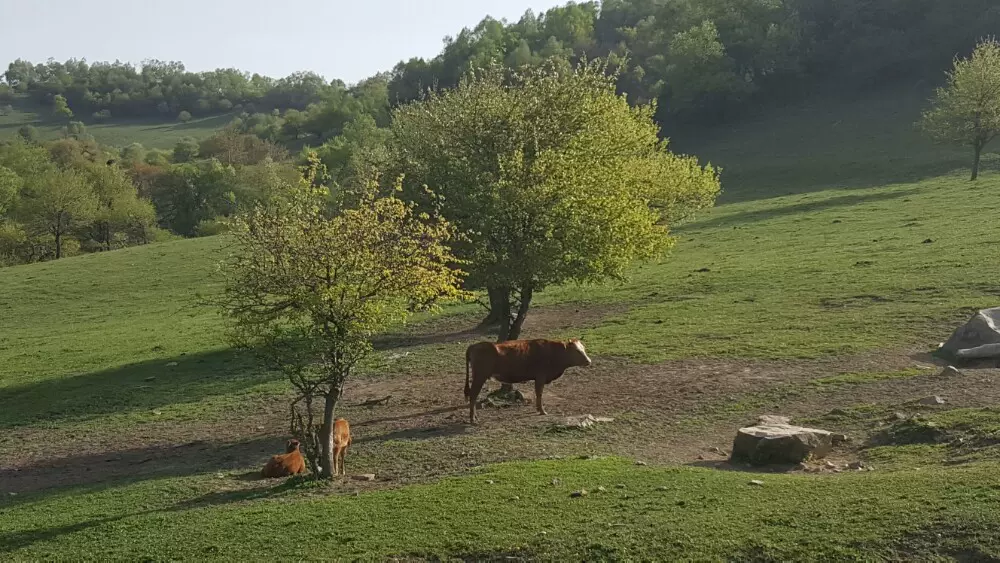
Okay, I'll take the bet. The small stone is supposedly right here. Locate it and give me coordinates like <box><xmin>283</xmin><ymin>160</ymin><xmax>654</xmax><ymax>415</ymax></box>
<box><xmin>922</xmin><ymin>238</ymin><xmax>934</xmax><ymax>244</ymax></box>
<box><xmin>539</xmin><ymin>531</ymin><xmax>547</xmax><ymax>536</ymax></box>
<box><xmin>144</xmin><ymin>376</ymin><xmax>156</xmax><ymax>382</ymax></box>
<box><xmin>634</xmin><ymin>461</ymin><xmax>648</xmax><ymax>466</ymax></box>
<box><xmin>511</xmin><ymin>496</ymin><xmax>520</xmax><ymax>501</ymax></box>
<box><xmin>152</xmin><ymin>410</ymin><xmax>162</xmax><ymax>416</ymax></box>
<box><xmin>749</xmin><ymin>480</ymin><xmax>764</xmax><ymax>486</ymax></box>
<box><xmin>596</xmin><ymin>486</ymin><xmax>607</xmax><ymax>493</ymax></box>
<box><xmin>551</xmin><ymin>478</ymin><xmax>561</xmax><ymax>486</ymax></box>
<box><xmin>256</xmin><ymin>426</ymin><xmax>265</xmax><ymax>431</ymax></box>
<box><xmin>831</xmin><ymin>433</ymin><xmax>848</xmax><ymax>445</ymax></box>
<box><xmin>824</xmin><ymin>460</ymin><xmax>838</xmax><ymax>469</ymax></box>
<box><xmin>656</xmin><ymin>486</ymin><xmax>669</xmax><ymax>491</ymax></box>
<box><xmin>676</xmin><ymin>500</ymin><xmax>687</xmax><ymax>507</ymax></box>
<box><xmin>708</xmin><ymin>446</ymin><xmax>726</xmax><ymax>456</ymax></box>
<box><xmin>848</xmin><ymin>461</ymin><xmax>866</xmax><ymax>470</ymax></box>
<box><xmin>919</xmin><ymin>395</ymin><xmax>946</xmax><ymax>406</ymax></box>
<box><xmin>352</xmin><ymin>474</ymin><xmax>376</xmax><ymax>482</ymax></box>
<box><xmin>486</xmin><ymin>480</ymin><xmax>495</xmax><ymax>485</ymax></box>
<box><xmin>570</xmin><ymin>489</ymin><xmax>588</xmax><ymax>498</ymax></box>
<box><xmin>166</xmin><ymin>362</ymin><xmax>178</xmax><ymax>367</ymax></box>
<box><xmin>615</xmin><ymin>483</ymin><xmax>627</xmax><ymax>489</ymax></box>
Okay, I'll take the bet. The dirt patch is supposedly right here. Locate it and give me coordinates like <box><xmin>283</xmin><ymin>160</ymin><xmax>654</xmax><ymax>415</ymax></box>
<box><xmin>5</xmin><ymin>344</ymin><xmax>997</xmax><ymax>496</ymax></box>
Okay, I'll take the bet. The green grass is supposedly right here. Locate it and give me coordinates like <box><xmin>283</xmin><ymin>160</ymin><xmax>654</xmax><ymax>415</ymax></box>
<box><xmin>3</xmin><ymin>457</ymin><xmax>1000</xmax><ymax>561</ymax></box>
<box><xmin>5</xmin><ymin>85</ymin><xmax>1000</xmax><ymax>559</ymax></box>
<box><xmin>0</xmin><ymin>96</ymin><xmax>227</xmax><ymax>148</ymax></box>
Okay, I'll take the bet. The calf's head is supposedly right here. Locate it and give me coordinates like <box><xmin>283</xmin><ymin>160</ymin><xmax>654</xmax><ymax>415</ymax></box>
<box><xmin>567</xmin><ymin>338</ymin><xmax>593</xmax><ymax>367</ymax></box>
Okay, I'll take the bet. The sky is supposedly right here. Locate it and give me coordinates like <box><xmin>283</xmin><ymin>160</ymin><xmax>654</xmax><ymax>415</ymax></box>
<box><xmin>0</xmin><ymin>0</ymin><xmax>567</xmax><ymax>84</ymax></box>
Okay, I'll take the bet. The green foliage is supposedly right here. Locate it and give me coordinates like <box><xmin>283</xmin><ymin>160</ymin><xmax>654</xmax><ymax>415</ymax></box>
<box><xmin>219</xmin><ymin>154</ymin><xmax>467</xmax><ymax>477</ymax></box>
<box><xmin>391</xmin><ymin>59</ymin><xmax>719</xmax><ymax>337</ymax></box>
<box><xmin>16</xmin><ymin>125</ymin><xmax>38</xmax><ymax>143</ymax></box>
<box><xmin>177</xmin><ymin>110</ymin><xmax>192</xmax><ymax>123</ymax></box>
<box><xmin>18</xmin><ymin>168</ymin><xmax>98</xmax><ymax>258</ymax></box>
<box><xmin>920</xmin><ymin>38</ymin><xmax>1000</xmax><ymax>179</ymax></box>
<box><xmin>172</xmin><ymin>137</ymin><xmax>199</xmax><ymax>162</ymax></box>
<box><xmin>52</xmin><ymin>94</ymin><xmax>73</xmax><ymax>119</ymax></box>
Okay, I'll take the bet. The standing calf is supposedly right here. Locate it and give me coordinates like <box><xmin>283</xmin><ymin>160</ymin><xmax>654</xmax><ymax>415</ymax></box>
<box><xmin>332</xmin><ymin>418</ymin><xmax>352</xmax><ymax>476</ymax></box>
<box><xmin>464</xmin><ymin>338</ymin><xmax>593</xmax><ymax>424</ymax></box>
<box><xmin>261</xmin><ymin>439</ymin><xmax>306</xmax><ymax>478</ymax></box>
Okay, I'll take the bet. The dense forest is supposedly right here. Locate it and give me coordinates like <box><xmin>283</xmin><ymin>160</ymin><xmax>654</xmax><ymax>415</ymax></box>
<box><xmin>1</xmin><ymin>0</ymin><xmax>998</xmax><ymax>266</ymax></box>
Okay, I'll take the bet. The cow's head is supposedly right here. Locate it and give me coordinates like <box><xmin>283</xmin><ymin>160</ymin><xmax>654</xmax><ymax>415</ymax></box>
<box><xmin>286</xmin><ymin>439</ymin><xmax>301</xmax><ymax>452</ymax></box>
<box><xmin>567</xmin><ymin>338</ymin><xmax>593</xmax><ymax>367</ymax></box>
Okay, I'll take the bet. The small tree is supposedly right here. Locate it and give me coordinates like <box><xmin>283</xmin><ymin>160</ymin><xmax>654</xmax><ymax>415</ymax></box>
<box><xmin>392</xmin><ymin>59</ymin><xmax>721</xmax><ymax>342</ymax></box>
<box><xmin>172</xmin><ymin>137</ymin><xmax>200</xmax><ymax>162</ymax></box>
<box><xmin>921</xmin><ymin>38</ymin><xmax>1000</xmax><ymax>180</ymax></box>
<box><xmin>17</xmin><ymin>125</ymin><xmax>38</xmax><ymax>144</ymax></box>
<box><xmin>20</xmin><ymin>169</ymin><xmax>97</xmax><ymax>258</ymax></box>
<box><xmin>178</xmin><ymin>110</ymin><xmax>193</xmax><ymax>123</ymax></box>
<box><xmin>52</xmin><ymin>94</ymin><xmax>73</xmax><ymax>119</ymax></box>
<box><xmin>219</xmin><ymin>154</ymin><xmax>466</xmax><ymax>479</ymax></box>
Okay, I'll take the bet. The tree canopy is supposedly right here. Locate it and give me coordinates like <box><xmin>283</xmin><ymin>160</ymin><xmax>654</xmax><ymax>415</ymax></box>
<box><xmin>391</xmin><ymin>59</ymin><xmax>720</xmax><ymax>340</ymax></box>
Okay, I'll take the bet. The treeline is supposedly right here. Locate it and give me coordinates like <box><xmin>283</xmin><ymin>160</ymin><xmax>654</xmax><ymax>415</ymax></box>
<box><xmin>5</xmin><ymin>0</ymin><xmax>997</xmax><ymax>131</ymax></box>
<box><xmin>389</xmin><ymin>0</ymin><xmax>1000</xmax><ymax>123</ymax></box>
<box><xmin>0</xmin><ymin>60</ymin><xmax>389</xmax><ymax>142</ymax></box>
<box><xmin>0</xmin><ymin>126</ymin><xmax>300</xmax><ymax>265</ymax></box>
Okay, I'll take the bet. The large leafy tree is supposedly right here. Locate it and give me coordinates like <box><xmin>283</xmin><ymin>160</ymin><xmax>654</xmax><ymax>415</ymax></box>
<box><xmin>921</xmin><ymin>38</ymin><xmax>1000</xmax><ymax>180</ymax></box>
<box><xmin>391</xmin><ymin>59</ymin><xmax>721</xmax><ymax>343</ymax></box>
<box><xmin>20</xmin><ymin>168</ymin><xmax>98</xmax><ymax>258</ymax></box>
<box><xmin>219</xmin><ymin>155</ymin><xmax>466</xmax><ymax>479</ymax></box>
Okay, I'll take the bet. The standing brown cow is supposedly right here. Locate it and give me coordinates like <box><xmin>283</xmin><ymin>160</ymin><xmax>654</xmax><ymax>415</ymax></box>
<box><xmin>464</xmin><ymin>338</ymin><xmax>593</xmax><ymax>424</ymax></box>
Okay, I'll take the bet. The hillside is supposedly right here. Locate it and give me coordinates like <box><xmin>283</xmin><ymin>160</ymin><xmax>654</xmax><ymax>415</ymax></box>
<box><xmin>3</xmin><ymin>89</ymin><xmax>1000</xmax><ymax>560</ymax></box>
<box><xmin>0</xmin><ymin>95</ymin><xmax>227</xmax><ymax>148</ymax></box>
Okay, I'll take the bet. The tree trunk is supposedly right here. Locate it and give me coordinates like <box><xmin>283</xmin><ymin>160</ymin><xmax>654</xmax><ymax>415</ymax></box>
<box><xmin>507</xmin><ymin>285</ymin><xmax>534</xmax><ymax>342</ymax></box>
<box><xmin>497</xmin><ymin>285</ymin><xmax>534</xmax><ymax>395</ymax></box>
<box><xmin>479</xmin><ymin>286</ymin><xmax>509</xmax><ymax>327</ymax></box>
<box><xmin>318</xmin><ymin>392</ymin><xmax>337</xmax><ymax>479</ymax></box>
<box><xmin>54</xmin><ymin>230</ymin><xmax>62</xmax><ymax>259</ymax></box>
<box><xmin>972</xmin><ymin>143</ymin><xmax>983</xmax><ymax>181</ymax></box>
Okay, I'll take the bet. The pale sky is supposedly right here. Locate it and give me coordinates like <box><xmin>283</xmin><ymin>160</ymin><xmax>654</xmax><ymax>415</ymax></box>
<box><xmin>0</xmin><ymin>0</ymin><xmax>567</xmax><ymax>84</ymax></box>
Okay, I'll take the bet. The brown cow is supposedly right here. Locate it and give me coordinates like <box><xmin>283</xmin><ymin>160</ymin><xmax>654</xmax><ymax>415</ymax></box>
<box><xmin>332</xmin><ymin>418</ymin><xmax>352</xmax><ymax>476</ymax></box>
<box><xmin>464</xmin><ymin>338</ymin><xmax>593</xmax><ymax>424</ymax></box>
<box><xmin>261</xmin><ymin>439</ymin><xmax>306</xmax><ymax>478</ymax></box>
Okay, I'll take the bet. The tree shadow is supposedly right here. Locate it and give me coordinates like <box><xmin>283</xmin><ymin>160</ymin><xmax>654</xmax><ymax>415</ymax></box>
<box><xmin>686</xmin><ymin>459</ymin><xmax>800</xmax><ymax>473</ymax></box>
<box><xmin>354</xmin><ymin>422</ymin><xmax>472</xmax><ymax>445</ymax></box>
<box><xmin>372</xmin><ymin>326</ymin><xmax>488</xmax><ymax>352</ymax></box>
<box><xmin>0</xmin><ymin>434</ymin><xmax>284</xmax><ymax>497</ymax></box>
<box><xmin>683</xmin><ymin>187</ymin><xmax>922</xmax><ymax>231</ymax></box>
<box><xmin>0</xmin><ymin>348</ymin><xmax>281</xmax><ymax>429</ymax></box>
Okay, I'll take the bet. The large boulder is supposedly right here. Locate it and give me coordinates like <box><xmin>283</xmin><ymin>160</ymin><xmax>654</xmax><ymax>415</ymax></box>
<box><xmin>731</xmin><ymin>420</ymin><xmax>834</xmax><ymax>466</ymax></box>
<box><xmin>939</xmin><ymin>307</ymin><xmax>1000</xmax><ymax>359</ymax></box>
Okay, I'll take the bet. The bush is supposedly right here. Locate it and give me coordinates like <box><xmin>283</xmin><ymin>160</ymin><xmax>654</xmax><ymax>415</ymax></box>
<box><xmin>92</xmin><ymin>109</ymin><xmax>112</xmax><ymax>121</ymax></box>
<box><xmin>194</xmin><ymin>218</ymin><xmax>230</xmax><ymax>237</ymax></box>
<box><xmin>177</xmin><ymin>110</ymin><xmax>192</xmax><ymax>123</ymax></box>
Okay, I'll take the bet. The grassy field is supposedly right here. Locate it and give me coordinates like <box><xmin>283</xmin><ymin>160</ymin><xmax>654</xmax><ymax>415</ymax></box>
<box><xmin>0</xmin><ymin>95</ymin><xmax>227</xmax><ymax>148</ymax></box>
<box><xmin>3</xmin><ymin>87</ymin><xmax>1000</xmax><ymax>560</ymax></box>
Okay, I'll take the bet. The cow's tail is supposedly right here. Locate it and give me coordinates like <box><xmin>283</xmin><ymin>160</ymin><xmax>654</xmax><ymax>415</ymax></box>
<box><xmin>464</xmin><ymin>347</ymin><xmax>472</xmax><ymax>399</ymax></box>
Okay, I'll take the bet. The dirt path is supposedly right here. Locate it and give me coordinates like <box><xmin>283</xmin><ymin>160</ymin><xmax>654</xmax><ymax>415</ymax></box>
<box><xmin>8</xmin><ymin>343</ymin><xmax>998</xmax><ymax>496</ymax></box>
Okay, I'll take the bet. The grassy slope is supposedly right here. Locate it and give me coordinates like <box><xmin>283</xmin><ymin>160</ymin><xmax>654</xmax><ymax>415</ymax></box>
<box><xmin>4</xmin><ymin>88</ymin><xmax>1000</xmax><ymax>559</ymax></box>
<box><xmin>0</xmin><ymin>96</ymin><xmax>227</xmax><ymax>149</ymax></box>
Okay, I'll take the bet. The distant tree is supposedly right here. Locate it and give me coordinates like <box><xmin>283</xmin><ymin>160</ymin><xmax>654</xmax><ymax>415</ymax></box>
<box><xmin>17</xmin><ymin>125</ymin><xmax>38</xmax><ymax>144</ymax></box>
<box><xmin>20</xmin><ymin>169</ymin><xmax>98</xmax><ymax>258</ymax></box>
<box><xmin>144</xmin><ymin>149</ymin><xmax>170</xmax><ymax>166</ymax></box>
<box><xmin>177</xmin><ymin>110</ymin><xmax>193</xmax><ymax>123</ymax></box>
<box><xmin>81</xmin><ymin>164</ymin><xmax>157</xmax><ymax>250</ymax></box>
<box><xmin>217</xmin><ymin>98</ymin><xmax>234</xmax><ymax>112</ymax></box>
<box><xmin>0</xmin><ymin>166</ymin><xmax>22</xmax><ymax>216</ymax></box>
<box><xmin>64</xmin><ymin>121</ymin><xmax>87</xmax><ymax>139</ymax></box>
<box><xmin>92</xmin><ymin>109</ymin><xmax>112</xmax><ymax>121</ymax></box>
<box><xmin>218</xmin><ymin>155</ymin><xmax>466</xmax><ymax>478</ymax></box>
<box><xmin>156</xmin><ymin>101</ymin><xmax>170</xmax><ymax>115</ymax></box>
<box><xmin>120</xmin><ymin>143</ymin><xmax>146</xmax><ymax>165</ymax></box>
<box><xmin>392</xmin><ymin>59</ymin><xmax>721</xmax><ymax>343</ymax></box>
<box><xmin>921</xmin><ymin>38</ymin><xmax>1000</xmax><ymax>180</ymax></box>
<box><xmin>52</xmin><ymin>94</ymin><xmax>73</xmax><ymax>119</ymax></box>
<box><xmin>172</xmin><ymin>137</ymin><xmax>200</xmax><ymax>163</ymax></box>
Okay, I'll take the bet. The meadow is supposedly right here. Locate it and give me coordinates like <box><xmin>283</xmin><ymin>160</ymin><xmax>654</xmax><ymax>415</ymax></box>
<box><xmin>3</xmin><ymin>86</ymin><xmax>1000</xmax><ymax>560</ymax></box>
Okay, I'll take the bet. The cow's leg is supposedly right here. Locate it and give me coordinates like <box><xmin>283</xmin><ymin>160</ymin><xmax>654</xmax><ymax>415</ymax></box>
<box><xmin>535</xmin><ymin>378</ymin><xmax>547</xmax><ymax>415</ymax></box>
<box><xmin>468</xmin><ymin>375</ymin><xmax>487</xmax><ymax>424</ymax></box>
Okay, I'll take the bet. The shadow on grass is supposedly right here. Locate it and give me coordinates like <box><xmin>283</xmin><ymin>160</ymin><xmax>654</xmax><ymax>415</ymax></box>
<box><xmin>0</xmin><ymin>434</ymin><xmax>285</xmax><ymax>497</ymax></box>
<box><xmin>0</xmin><ymin>455</ymin><xmax>308</xmax><ymax>554</ymax></box>
<box><xmin>0</xmin><ymin>348</ymin><xmax>281</xmax><ymax>429</ymax></box>
<box><xmin>685</xmin><ymin>187</ymin><xmax>923</xmax><ymax>231</ymax></box>
<box><xmin>354</xmin><ymin>421</ymin><xmax>472</xmax><ymax>445</ymax></box>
